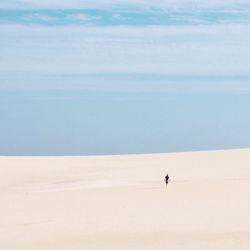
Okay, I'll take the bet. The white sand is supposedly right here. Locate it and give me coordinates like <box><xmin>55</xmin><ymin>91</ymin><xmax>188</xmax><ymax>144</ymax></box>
<box><xmin>0</xmin><ymin>149</ymin><xmax>250</xmax><ymax>250</ymax></box>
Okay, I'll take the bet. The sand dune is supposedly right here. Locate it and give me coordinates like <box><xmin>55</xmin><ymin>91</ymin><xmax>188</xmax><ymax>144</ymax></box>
<box><xmin>0</xmin><ymin>149</ymin><xmax>250</xmax><ymax>249</ymax></box>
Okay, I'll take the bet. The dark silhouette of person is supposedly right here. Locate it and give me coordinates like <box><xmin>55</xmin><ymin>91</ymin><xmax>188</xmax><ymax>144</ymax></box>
<box><xmin>165</xmin><ymin>174</ymin><xmax>169</xmax><ymax>185</ymax></box>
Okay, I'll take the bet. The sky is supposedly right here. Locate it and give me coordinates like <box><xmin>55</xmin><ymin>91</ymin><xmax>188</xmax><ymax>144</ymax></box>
<box><xmin>0</xmin><ymin>0</ymin><xmax>250</xmax><ymax>155</ymax></box>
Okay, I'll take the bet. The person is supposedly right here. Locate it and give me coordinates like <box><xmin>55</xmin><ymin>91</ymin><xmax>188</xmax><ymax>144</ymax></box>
<box><xmin>165</xmin><ymin>174</ymin><xmax>169</xmax><ymax>185</ymax></box>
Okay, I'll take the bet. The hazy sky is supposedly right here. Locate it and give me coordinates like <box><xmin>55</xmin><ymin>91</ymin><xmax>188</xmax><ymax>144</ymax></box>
<box><xmin>0</xmin><ymin>0</ymin><xmax>250</xmax><ymax>155</ymax></box>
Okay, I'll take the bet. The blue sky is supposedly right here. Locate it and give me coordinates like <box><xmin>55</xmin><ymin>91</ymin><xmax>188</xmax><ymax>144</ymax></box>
<box><xmin>0</xmin><ymin>0</ymin><xmax>250</xmax><ymax>155</ymax></box>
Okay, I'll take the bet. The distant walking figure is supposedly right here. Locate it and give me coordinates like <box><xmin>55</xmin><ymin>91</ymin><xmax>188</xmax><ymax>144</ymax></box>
<box><xmin>165</xmin><ymin>174</ymin><xmax>169</xmax><ymax>185</ymax></box>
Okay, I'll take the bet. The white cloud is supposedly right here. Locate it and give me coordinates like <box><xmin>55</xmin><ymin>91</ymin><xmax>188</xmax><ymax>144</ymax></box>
<box><xmin>112</xmin><ymin>13</ymin><xmax>128</xmax><ymax>20</ymax></box>
<box><xmin>68</xmin><ymin>14</ymin><xmax>101</xmax><ymax>22</ymax></box>
<box><xmin>1</xmin><ymin>24</ymin><xmax>250</xmax><ymax>90</ymax></box>
<box><xmin>1</xmin><ymin>73</ymin><xmax>250</xmax><ymax>93</ymax></box>
<box><xmin>22</xmin><ymin>13</ymin><xmax>57</xmax><ymax>22</ymax></box>
<box><xmin>0</xmin><ymin>0</ymin><xmax>250</xmax><ymax>10</ymax></box>
<box><xmin>0</xmin><ymin>25</ymin><xmax>250</xmax><ymax>93</ymax></box>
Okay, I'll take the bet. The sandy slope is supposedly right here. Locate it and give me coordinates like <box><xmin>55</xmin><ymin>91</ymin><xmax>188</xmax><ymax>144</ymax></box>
<box><xmin>0</xmin><ymin>149</ymin><xmax>250</xmax><ymax>250</ymax></box>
